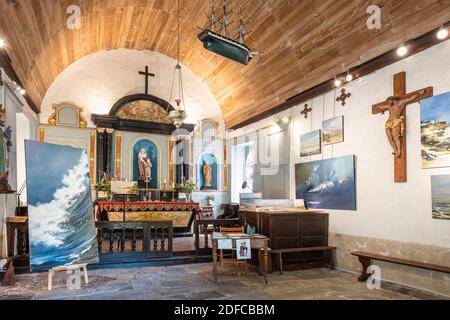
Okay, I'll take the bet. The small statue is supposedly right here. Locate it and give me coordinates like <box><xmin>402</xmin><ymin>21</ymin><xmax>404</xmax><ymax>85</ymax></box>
<box><xmin>0</xmin><ymin>104</ymin><xmax>12</xmax><ymax>191</ymax></box>
<box><xmin>203</xmin><ymin>160</ymin><xmax>212</xmax><ymax>187</ymax></box>
<box><xmin>138</xmin><ymin>148</ymin><xmax>152</xmax><ymax>180</ymax></box>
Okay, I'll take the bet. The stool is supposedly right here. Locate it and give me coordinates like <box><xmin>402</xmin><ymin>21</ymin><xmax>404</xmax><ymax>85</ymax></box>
<box><xmin>48</xmin><ymin>263</ymin><xmax>89</xmax><ymax>291</ymax></box>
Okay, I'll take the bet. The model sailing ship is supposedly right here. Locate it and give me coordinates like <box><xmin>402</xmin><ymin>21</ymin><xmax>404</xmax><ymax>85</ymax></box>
<box><xmin>197</xmin><ymin>0</ymin><xmax>257</xmax><ymax>65</ymax></box>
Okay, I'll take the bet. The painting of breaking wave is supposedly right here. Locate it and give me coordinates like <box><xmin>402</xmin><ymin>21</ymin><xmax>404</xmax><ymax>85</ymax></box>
<box><xmin>295</xmin><ymin>155</ymin><xmax>356</xmax><ymax>211</ymax></box>
<box><xmin>421</xmin><ymin>92</ymin><xmax>450</xmax><ymax>169</ymax></box>
<box><xmin>431</xmin><ymin>175</ymin><xmax>450</xmax><ymax>220</ymax></box>
<box><xmin>25</xmin><ymin>141</ymin><xmax>98</xmax><ymax>271</ymax></box>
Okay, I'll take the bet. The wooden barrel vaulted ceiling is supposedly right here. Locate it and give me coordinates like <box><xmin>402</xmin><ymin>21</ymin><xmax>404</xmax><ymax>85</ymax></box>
<box><xmin>0</xmin><ymin>0</ymin><xmax>450</xmax><ymax>129</ymax></box>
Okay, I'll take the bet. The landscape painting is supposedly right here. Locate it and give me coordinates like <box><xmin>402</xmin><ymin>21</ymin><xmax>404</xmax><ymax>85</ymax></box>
<box><xmin>25</xmin><ymin>140</ymin><xmax>98</xmax><ymax>271</ymax></box>
<box><xmin>421</xmin><ymin>92</ymin><xmax>450</xmax><ymax>169</ymax></box>
<box><xmin>322</xmin><ymin>116</ymin><xmax>344</xmax><ymax>145</ymax></box>
<box><xmin>300</xmin><ymin>130</ymin><xmax>321</xmax><ymax>157</ymax></box>
<box><xmin>295</xmin><ymin>155</ymin><xmax>356</xmax><ymax>210</ymax></box>
<box><xmin>431</xmin><ymin>175</ymin><xmax>450</xmax><ymax>220</ymax></box>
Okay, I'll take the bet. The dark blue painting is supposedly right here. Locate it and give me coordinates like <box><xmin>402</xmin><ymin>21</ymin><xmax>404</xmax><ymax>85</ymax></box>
<box><xmin>25</xmin><ymin>141</ymin><xmax>98</xmax><ymax>271</ymax></box>
<box><xmin>199</xmin><ymin>153</ymin><xmax>217</xmax><ymax>190</ymax></box>
<box><xmin>295</xmin><ymin>155</ymin><xmax>356</xmax><ymax>211</ymax></box>
<box><xmin>132</xmin><ymin>139</ymin><xmax>158</xmax><ymax>188</ymax></box>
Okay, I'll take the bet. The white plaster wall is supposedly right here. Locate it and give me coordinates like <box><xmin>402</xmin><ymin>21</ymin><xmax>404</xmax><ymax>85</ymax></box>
<box><xmin>229</xmin><ymin>39</ymin><xmax>450</xmax><ymax>249</ymax></box>
<box><xmin>40</xmin><ymin>49</ymin><xmax>225</xmax><ymax>132</ymax></box>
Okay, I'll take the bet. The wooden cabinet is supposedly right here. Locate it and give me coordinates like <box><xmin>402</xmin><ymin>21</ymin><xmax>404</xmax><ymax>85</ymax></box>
<box><xmin>240</xmin><ymin>209</ymin><xmax>329</xmax><ymax>270</ymax></box>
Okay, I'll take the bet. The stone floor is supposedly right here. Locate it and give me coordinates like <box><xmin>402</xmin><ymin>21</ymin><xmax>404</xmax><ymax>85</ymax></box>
<box><xmin>0</xmin><ymin>263</ymin><xmax>447</xmax><ymax>300</ymax></box>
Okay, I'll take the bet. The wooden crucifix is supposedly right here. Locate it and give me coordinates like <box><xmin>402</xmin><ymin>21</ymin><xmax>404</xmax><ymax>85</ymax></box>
<box><xmin>139</xmin><ymin>66</ymin><xmax>155</xmax><ymax>94</ymax></box>
<box><xmin>372</xmin><ymin>72</ymin><xmax>433</xmax><ymax>182</ymax></box>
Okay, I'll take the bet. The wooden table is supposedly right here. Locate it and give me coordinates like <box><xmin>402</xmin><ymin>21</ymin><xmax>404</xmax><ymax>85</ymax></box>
<box><xmin>211</xmin><ymin>234</ymin><xmax>270</xmax><ymax>284</ymax></box>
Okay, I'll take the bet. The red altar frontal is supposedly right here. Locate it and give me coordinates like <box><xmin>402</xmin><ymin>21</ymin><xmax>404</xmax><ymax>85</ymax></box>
<box><xmin>96</xmin><ymin>201</ymin><xmax>202</xmax><ymax>236</ymax></box>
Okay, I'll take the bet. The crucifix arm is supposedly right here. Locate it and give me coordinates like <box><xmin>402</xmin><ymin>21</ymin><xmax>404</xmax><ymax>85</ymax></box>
<box><xmin>372</xmin><ymin>102</ymin><xmax>391</xmax><ymax>114</ymax></box>
<box><xmin>400</xmin><ymin>87</ymin><xmax>433</xmax><ymax>105</ymax></box>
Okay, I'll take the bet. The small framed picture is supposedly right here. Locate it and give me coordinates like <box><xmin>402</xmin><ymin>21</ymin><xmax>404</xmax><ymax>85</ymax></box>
<box><xmin>236</xmin><ymin>239</ymin><xmax>251</xmax><ymax>260</ymax></box>
<box><xmin>300</xmin><ymin>130</ymin><xmax>321</xmax><ymax>157</ymax></box>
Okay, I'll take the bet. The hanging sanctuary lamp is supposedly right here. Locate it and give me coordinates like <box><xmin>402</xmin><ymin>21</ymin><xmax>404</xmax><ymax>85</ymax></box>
<box><xmin>168</xmin><ymin>0</ymin><xmax>187</xmax><ymax>129</ymax></box>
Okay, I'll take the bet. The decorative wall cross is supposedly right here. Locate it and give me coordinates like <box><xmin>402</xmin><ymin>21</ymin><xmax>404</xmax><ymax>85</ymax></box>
<box><xmin>372</xmin><ymin>71</ymin><xmax>433</xmax><ymax>183</ymax></box>
<box><xmin>300</xmin><ymin>104</ymin><xmax>312</xmax><ymax>119</ymax></box>
<box><xmin>139</xmin><ymin>66</ymin><xmax>155</xmax><ymax>94</ymax></box>
<box><xmin>336</xmin><ymin>88</ymin><xmax>351</xmax><ymax>106</ymax></box>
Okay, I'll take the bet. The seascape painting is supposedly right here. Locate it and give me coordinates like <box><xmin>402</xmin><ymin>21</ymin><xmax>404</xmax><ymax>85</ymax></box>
<box><xmin>300</xmin><ymin>130</ymin><xmax>321</xmax><ymax>157</ymax></box>
<box><xmin>322</xmin><ymin>116</ymin><xmax>344</xmax><ymax>145</ymax></box>
<box><xmin>420</xmin><ymin>92</ymin><xmax>450</xmax><ymax>169</ymax></box>
<box><xmin>295</xmin><ymin>155</ymin><xmax>356</xmax><ymax>211</ymax></box>
<box><xmin>431</xmin><ymin>175</ymin><xmax>450</xmax><ymax>220</ymax></box>
<box><xmin>25</xmin><ymin>140</ymin><xmax>98</xmax><ymax>271</ymax></box>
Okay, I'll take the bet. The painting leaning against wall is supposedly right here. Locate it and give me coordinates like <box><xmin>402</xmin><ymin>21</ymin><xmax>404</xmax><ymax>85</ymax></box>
<box><xmin>420</xmin><ymin>91</ymin><xmax>450</xmax><ymax>169</ymax></box>
<box><xmin>25</xmin><ymin>140</ymin><xmax>99</xmax><ymax>271</ymax></box>
<box><xmin>431</xmin><ymin>175</ymin><xmax>450</xmax><ymax>220</ymax></box>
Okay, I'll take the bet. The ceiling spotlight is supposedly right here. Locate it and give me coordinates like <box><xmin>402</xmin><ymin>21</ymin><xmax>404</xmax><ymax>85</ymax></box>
<box><xmin>0</xmin><ymin>39</ymin><xmax>5</xmax><ymax>48</ymax></box>
<box><xmin>334</xmin><ymin>78</ymin><xmax>342</xmax><ymax>87</ymax></box>
<box><xmin>282</xmin><ymin>117</ymin><xmax>289</xmax><ymax>123</ymax></box>
<box><xmin>346</xmin><ymin>72</ymin><xmax>353</xmax><ymax>82</ymax></box>
<box><xmin>19</xmin><ymin>88</ymin><xmax>26</xmax><ymax>95</ymax></box>
<box><xmin>437</xmin><ymin>26</ymin><xmax>448</xmax><ymax>40</ymax></box>
<box><xmin>396</xmin><ymin>45</ymin><xmax>408</xmax><ymax>57</ymax></box>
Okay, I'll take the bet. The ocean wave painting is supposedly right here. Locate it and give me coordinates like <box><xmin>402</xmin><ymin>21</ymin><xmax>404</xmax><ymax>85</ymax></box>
<box><xmin>25</xmin><ymin>140</ymin><xmax>99</xmax><ymax>271</ymax></box>
<box><xmin>295</xmin><ymin>155</ymin><xmax>356</xmax><ymax>211</ymax></box>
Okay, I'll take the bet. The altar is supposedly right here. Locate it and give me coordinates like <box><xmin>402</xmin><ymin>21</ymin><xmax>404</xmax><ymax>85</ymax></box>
<box><xmin>96</xmin><ymin>201</ymin><xmax>201</xmax><ymax>237</ymax></box>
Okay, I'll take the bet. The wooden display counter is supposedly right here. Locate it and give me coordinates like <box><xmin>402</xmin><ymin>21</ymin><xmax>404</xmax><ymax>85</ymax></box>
<box><xmin>239</xmin><ymin>208</ymin><xmax>330</xmax><ymax>270</ymax></box>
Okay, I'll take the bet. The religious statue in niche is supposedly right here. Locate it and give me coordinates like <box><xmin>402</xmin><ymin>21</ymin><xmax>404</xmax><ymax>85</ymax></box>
<box><xmin>0</xmin><ymin>103</ymin><xmax>12</xmax><ymax>191</ymax></box>
<box><xmin>200</xmin><ymin>153</ymin><xmax>217</xmax><ymax>190</ymax></box>
<box><xmin>138</xmin><ymin>148</ymin><xmax>152</xmax><ymax>181</ymax></box>
<box><xmin>203</xmin><ymin>161</ymin><xmax>212</xmax><ymax>188</ymax></box>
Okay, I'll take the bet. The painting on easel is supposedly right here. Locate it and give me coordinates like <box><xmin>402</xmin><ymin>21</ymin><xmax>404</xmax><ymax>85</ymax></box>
<box><xmin>25</xmin><ymin>141</ymin><xmax>99</xmax><ymax>271</ymax></box>
<box><xmin>421</xmin><ymin>92</ymin><xmax>450</xmax><ymax>169</ymax></box>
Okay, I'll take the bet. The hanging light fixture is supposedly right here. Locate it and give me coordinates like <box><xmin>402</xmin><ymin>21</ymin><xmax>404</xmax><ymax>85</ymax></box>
<box><xmin>167</xmin><ymin>0</ymin><xmax>187</xmax><ymax>129</ymax></box>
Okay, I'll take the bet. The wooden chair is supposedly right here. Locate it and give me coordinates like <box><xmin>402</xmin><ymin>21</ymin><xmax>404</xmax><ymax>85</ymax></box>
<box><xmin>219</xmin><ymin>226</ymin><xmax>248</xmax><ymax>275</ymax></box>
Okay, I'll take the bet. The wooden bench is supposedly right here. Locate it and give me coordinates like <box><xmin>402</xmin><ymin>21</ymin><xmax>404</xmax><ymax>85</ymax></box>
<box><xmin>272</xmin><ymin>246</ymin><xmax>336</xmax><ymax>274</ymax></box>
<box><xmin>351</xmin><ymin>251</ymin><xmax>450</xmax><ymax>282</ymax></box>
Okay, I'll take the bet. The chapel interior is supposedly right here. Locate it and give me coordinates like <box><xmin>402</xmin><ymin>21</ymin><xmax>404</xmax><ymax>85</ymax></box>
<box><xmin>0</xmin><ymin>0</ymin><xmax>449</xmax><ymax>301</ymax></box>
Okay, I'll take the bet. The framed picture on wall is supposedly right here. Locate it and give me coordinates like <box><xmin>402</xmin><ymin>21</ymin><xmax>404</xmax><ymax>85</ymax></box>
<box><xmin>300</xmin><ymin>130</ymin><xmax>321</xmax><ymax>157</ymax></box>
<box><xmin>322</xmin><ymin>116</ymin><xmax>344</xmax><ymax>145</ymax></box>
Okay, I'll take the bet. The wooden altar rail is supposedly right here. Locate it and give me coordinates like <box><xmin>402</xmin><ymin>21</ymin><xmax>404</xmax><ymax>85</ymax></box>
<box><xmin>194</xmin><ymin>219</ymin><xmax>242</xmax><ymax>256</ymax></box>
<box><xmin>96</xmin><ymin>221</ymin><xmax>173</xmax><ymax>259</ymax></box>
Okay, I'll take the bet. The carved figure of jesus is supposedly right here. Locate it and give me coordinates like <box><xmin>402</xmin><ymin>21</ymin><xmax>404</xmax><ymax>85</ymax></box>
<box><xmin>384</xmin><ymin>89</ymin><xmax>425</xmax><ymax>158</ymax></box>
<box><xmin>138</xmin><ymin>148</ymin><xmax>152</xmax><ymax>180</ymax></box>
<box><xmin>203</xmin><ymin>160</ymin><xmax>212</xmax><ymax>187</ymax></box>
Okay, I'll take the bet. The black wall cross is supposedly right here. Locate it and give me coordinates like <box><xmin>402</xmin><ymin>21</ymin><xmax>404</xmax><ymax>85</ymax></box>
<box><xmin>139</xmin><ymin>66</ymin><xmax>155</xmax><ymax>94</ymax></box>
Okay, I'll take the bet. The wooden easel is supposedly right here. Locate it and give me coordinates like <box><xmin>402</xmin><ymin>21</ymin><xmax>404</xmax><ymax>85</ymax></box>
<box><xmin>48</xmin><ymin>263</ymin><xmax>89</xmax><ymax>291</ymax></box>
